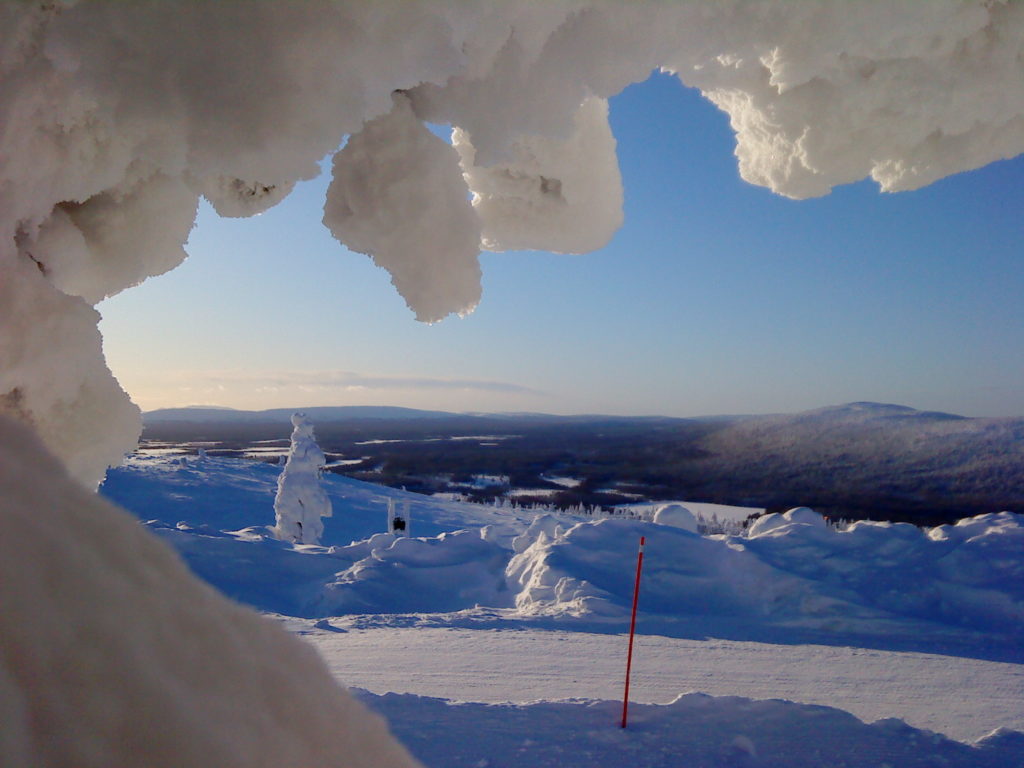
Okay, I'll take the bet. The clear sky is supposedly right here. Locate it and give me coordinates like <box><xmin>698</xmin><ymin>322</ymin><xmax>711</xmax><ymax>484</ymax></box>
<box><xmin>98</xmin><ymin>72</ymin><xmax>1024</xmax><ymax>418</ymax></box>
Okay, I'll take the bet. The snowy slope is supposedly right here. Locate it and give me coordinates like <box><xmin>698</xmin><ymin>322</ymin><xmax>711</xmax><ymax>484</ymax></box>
<box><xmin>103</xmin><ymin>455</ymin><xmax>1024</xmax><ymax>645</ymax></box>
<box><xmin>100</xmin><ymin>453</ymin><xmax>1024</xmax><ymax>765</ymax></box>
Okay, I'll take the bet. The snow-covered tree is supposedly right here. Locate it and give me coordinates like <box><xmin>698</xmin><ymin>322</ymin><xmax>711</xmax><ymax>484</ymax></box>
<box><xmin>273</xmin><ymin>412</ymin><xmax>332</xmax><ymax>545</ymax></box>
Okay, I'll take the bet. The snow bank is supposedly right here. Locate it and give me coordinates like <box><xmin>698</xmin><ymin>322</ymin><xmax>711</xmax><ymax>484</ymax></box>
<box><xmin>746</xmin><ymin>506</ymin><xmax>826</xmax><ymax>536</ymax></box>
<box><xmin>107</xmin><ymin>454</ymin><xmax>1024</xmax><ymax>637</ymax></box>
<box><xmin>744</xmin><ymin>512</ymin><xmax>1024</xmax><ymax>634</ymax></box>
<box><xmin>509</xmin><ymin>513</ymin><xmax>1024</xmax><ymax>635</ymax></box>
<box><xmin>360</xmin><ymin>690</ymin><xmax>1024</xmax><ymax>768</ymax></box>
<box><xmin>106</xmin><ymin>452</ymin><xmax>1024</xmax><ymax>637</ymax></box>
<box><xmin>508</xmin><ymin>517</ymin><xmax>827</xmax><ymax>620</ymax></box>
<box><xmin>0</xmin><ymin>415</ymin><xmax>418</xmax><ymax>768</ymax></box>
<box><xmin>3</xmin><ymin>2</ymin><xmax>1024</xmax><ymax>484</ymax></box>
<box><xmin>319</xmin><ymin>529</ymin><xmax>512</xmax><ymax>615</ymax></box>
<box><xmin>651</xmin><ymin>502</ymin><xmax>699</xmax><ymax>532</ymax></box>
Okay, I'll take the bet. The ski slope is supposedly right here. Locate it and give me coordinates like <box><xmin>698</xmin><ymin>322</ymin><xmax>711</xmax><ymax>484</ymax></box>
<box><xmin>286</xmin><ymin>623</ymin><xmax>1023</xmax><ymax>743</ymax></box>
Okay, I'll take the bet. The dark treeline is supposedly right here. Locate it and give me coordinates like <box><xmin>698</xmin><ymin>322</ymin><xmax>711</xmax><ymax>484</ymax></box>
<box><xmin>143</xmin><ymin>406</ymin><xmax>1023</xmax><ymax>527</ymax></box>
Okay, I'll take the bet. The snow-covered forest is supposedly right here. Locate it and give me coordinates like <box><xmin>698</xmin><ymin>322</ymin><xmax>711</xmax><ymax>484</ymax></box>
<box><xmin>2</xmin><ymin>2</ymin><xmax>1023</xmax><ymax>766</ymax></box>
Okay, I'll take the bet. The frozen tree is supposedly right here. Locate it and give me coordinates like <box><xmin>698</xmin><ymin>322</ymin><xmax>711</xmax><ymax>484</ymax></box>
<box><xmin>274</xmin><ymin>413</ymin><xmax>332</xmax><ymax>545</ymax></box>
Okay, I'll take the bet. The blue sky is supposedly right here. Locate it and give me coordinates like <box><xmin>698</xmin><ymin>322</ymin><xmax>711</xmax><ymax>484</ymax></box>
<box><xmin>98</xmin><ymin>72</ymin><xmax>1024</xmax><ymax>418</ymax></box>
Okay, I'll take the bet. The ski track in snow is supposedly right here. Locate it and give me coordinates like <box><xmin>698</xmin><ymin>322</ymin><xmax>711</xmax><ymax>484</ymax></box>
<box><xmin>295</xmin><ymin>624</ymin><xmax>1023</xmax><ymax>743</ymax></box>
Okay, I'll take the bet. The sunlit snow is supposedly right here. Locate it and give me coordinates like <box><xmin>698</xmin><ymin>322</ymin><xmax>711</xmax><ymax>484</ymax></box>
<box><xmin>3</xmin><ymin>3</ymin><xmax>1024</xmax><ymax>766</ymax></box>
<box><xmin>99</xmin><ymin>449</ymin><xmax>1024</xmax><ymax>766</ymax></box>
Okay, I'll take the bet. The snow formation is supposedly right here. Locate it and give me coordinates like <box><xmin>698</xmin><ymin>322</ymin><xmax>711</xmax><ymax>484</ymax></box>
<box><xmin>746</xmin><ymin>505</ymin><xmax>826</xmax><ymax>536</ymax></box>
<box><xmin>274</xmin><ymin>412</ymin><xmax>333</xmax><ymax>545</ymax></box>
<box><xmin>105</xmin><ymin>454</ymin><xmax>1024</xmax><ymax>643</ymax></box>
<box><xmin>2</xmin><ymin>1</ymin><xmax>1024</xmax><ymax>485</ymax></box>
<box><xmin>0</xmin><ymin>415</ymin><xmax>419</xmax><ymax>768</ymax></box>
<box><xmin>100</xmin><ymin>453</ymin><xmax>1024</xmax><ymax>762</ymax></box>
<box><xmin>651</xmin><ymin>502</ymin><xmax>699</xmax><ymax>532</ymax></box>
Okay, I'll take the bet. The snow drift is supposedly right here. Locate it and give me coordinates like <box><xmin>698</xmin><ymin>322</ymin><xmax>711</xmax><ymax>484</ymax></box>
<box><xmin>509</xmin><ymin>514</ymin><xmax>1024</xmax><ymax>636</ymax></box>
<box><xmin>3</xmin><ymin>1</ymin><xmax>1024</xmax><ymax>485</ymax></box>
<box><xmin>106</xmin><ymin>454</ymin><xmax>1024</xmax><ymax>642</ymax></box>
<box><xmin>0</xmin><ymin>415</ymin><xmax>419</xmax><ymax>768</ymax></box>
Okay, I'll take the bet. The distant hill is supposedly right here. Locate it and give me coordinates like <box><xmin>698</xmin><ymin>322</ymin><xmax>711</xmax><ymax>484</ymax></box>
<box><xmin>144</xmin><ymin>405</ymin><xmax>457</xmax><ymax>424</ymax></box>
<box><xmin>685</xmin><ymin>402</ymin><xmax>1023</xmax><ymax>521</ymax></box>
<box><xmin>140</xmin><ymin>402</ymin><xmax>1023</xmax><ymax>523</ymax></box>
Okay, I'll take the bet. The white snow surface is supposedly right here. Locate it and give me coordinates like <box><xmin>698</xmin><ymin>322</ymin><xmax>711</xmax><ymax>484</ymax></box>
<box><xmin>96</xmin><ymin>450</ymin><xmax>1024</xmax><ymax>764</ymax></box>
<box><xmin>454</xmin><ymin>96</ymin><xmax>624</xmax><ymax>254</ymax></box>
<box><xmin>0</xmin><ymin>415</ymin><xmax>418</xmax><ymax>768</ymax></box>
<box><xmin>3</xmin><ymin>1</ymin><xmax>1024</xmax><ymax>485</ymax></box>
<box><xmin>295</xmin><ymin>624</ymin><xmax>1024</xmax><ymax>747</ymax></box>
<box><xmin>651</xmin><ymin>502</ymin><xmax>699</xmax><ymax>532</ymax></box>
<box><xmin>747</xmin><ymin>506</ymin><xmax>827</xmax><ymax>536</ymax></box>
<box><xmin>103</xmin><ymin>453</ymin><xmax>1024</xmax><ymax>639</ymax></box>
<box><xmin>323</xmin><ymin>93</ymin><xmax>482</xmax><ymax>322</ymax></box>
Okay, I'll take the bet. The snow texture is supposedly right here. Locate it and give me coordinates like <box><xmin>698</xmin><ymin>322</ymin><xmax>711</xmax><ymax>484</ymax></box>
<box><xmin>304</xmin><ymin>625</ymin><xmax>1024</xmax><ymax>745</ymax></box>
<box><xmin>105</xmin><ymin>453</ymin><xmax>1024</xmax><ymax>644</ymax></box>
<box><xmin>273</xmin><ymin>412</ymin><xmax>332</xmax><ymax>544</ymax></box>
<box><xmin>453</xmin><ymin>96</ymin><xmax>624</xmax><ymax>253</ymax></box>
<box><xmin>0</xmin><ymin>415</ymin><xmax>419</xmax><ymax>768</ymax></box>
<box><xmin>2</xmin><ymin>2</ymin><xmax>1024</xmax><ymax>485</ymax></box>
<box><xmin>99</xmin><ymin>452</ymin><xmax>1024</xmax><ymax>763</ymax></box>
<box><xmin>323</xmin><ymin>93</ymin><xmax>482</xmax><ymax>322</ymax></box>
<box><xmin>360</xmin><ymin>690</ymin><xmax>1024</xmax><ymax>768</ymax></box>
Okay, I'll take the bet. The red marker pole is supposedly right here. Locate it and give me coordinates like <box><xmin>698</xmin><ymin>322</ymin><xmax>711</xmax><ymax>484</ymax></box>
<box><xmin>621</xmin><ymin>535</ymin><xmax>646</xmax><ymax>728</ymax></box>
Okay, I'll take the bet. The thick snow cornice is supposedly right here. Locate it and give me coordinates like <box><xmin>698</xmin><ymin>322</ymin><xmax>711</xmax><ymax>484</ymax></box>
<box><xmin>1</xmin><ymin>0</ymin><xmax>1022</xmax><ymax>485</ymax></box>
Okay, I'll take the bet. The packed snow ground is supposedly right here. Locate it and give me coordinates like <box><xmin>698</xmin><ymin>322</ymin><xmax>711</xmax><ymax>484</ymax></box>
<box><xmin>101</xmin><ymin>453</ymin><xmax>1024</xmax><ymax>766</ymax></box>
<box><xmin>288</xmin><ymin>624</ymin><xmax>1023</xmax><ymax>744</ymax></box>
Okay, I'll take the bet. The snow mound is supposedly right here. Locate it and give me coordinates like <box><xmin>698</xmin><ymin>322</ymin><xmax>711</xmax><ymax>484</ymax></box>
<box><xmin>508</xmin><ymin>517</ymin><xmax>831</xmax><ymax>620</ymax></box>
<box><xmin>743</xmin><ymin>512</ymin><xmax>1024</xmax><ymax>634</ymax></box>
<box><xmin>747</xmin><ymin>506</ymin><xmax>826</xmax><ymax>536</ymax></box>
<box><xmin>318</xmin><ymin>529</ymin><xmax>512</xmax><ymax>615</ymax></box>
<box><xmin>512</xmin><ymin>513</ymin><xmax>567</xmax><ymax>553</ymax></box>
<box><xmin>0</xmin><ymin>415</ymin><xmax>417</xmax><ymax>768</ymax></box>
<box><xmin>651</xmin><ymin>503</ymin><xmax>698</xmax><ymax>532</ymax></box>
<box><xmin>508</xmin><ymin>514</ymin><xmax>1024</xmax><ymax>635</ymax></box>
